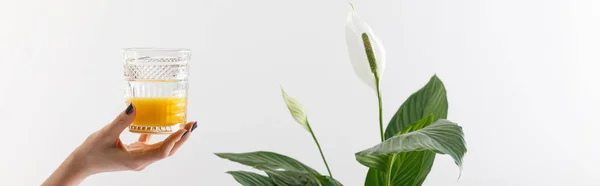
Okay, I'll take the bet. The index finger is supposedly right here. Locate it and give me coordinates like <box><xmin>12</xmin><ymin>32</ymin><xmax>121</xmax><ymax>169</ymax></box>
<box><xmin>103</xmin><ymin>103</ymin><xmax>135</xmax><ymax>139</ymax></box>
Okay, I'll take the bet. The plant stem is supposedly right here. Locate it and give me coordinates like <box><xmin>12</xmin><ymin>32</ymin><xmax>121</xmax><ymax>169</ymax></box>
<box><xmin>375</xmin><ymin>76</ymin><xmax>384</xmax><ymax>142</ymax></box>
<box><xmin>386</xmin><ymin>154</ymin><xmax>397</xmax><ymax>186</ymax></box>
<box><xmin>376</xmin><ymin>75</ymin><xmax>391</xmax><ymax>185</ymax></box>
<box><xmin>307</xmin><ymin>123</ymin><xmax>333</xmax><ymax>178</ymax></box>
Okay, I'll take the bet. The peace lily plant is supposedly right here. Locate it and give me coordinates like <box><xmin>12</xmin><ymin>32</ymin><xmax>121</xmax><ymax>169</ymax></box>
<box><xmin>216</xmin><ymin>5</ymin><xmax>467</xmax><ymax>186</ymax></box>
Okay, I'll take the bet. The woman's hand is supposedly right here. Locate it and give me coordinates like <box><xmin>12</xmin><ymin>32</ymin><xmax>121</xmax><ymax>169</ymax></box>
<box><xmin>42</xmin><ymin>104</ymin><xmax>198</xmax><ymax>186</ymax></box>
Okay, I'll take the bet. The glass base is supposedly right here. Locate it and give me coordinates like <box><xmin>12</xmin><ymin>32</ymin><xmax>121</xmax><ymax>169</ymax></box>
<box><xmin>129</xmin><ymin>123</ymin><xmax>183</xmax><ymax>134</ymax></box>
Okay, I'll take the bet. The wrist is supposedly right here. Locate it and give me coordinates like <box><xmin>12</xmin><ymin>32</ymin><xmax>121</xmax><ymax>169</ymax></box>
<box><xmin>43</xmin><ymin>152</ymin><xmax>92</xmax><ymax>186</ymax></box>
<box><xmin>65</xmin><ymin>153</ymin><xmax>92</xmax><ymax>178</ymax></box>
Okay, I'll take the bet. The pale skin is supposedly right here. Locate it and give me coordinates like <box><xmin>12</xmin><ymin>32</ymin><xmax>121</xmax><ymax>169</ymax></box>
<box><xmin>42</xmin><ymin>104</ymin><xmax>197</xmax><ymax>186</ymax></box>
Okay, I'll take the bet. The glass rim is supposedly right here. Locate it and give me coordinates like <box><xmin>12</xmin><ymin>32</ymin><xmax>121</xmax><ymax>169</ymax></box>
<box><xmin>122</xmin><ymin>48</ymin><xmax>191</xmax><ymax>53</ymax></box>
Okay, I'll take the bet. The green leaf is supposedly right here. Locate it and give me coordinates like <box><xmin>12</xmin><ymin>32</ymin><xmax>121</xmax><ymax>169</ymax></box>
<box><xmin>393</xmin><ymin>151</ymin><xmax>436</xmax><ymax>186</ymax></box>
<box><xmin>227</xmin><ymin>171</ymin><xmax>276</xmax><ymax>186</ymax></box>
<box><xmin>265</xmin><ymin>170</ymin><xmax>321</xmax><ymax>186</ymax></box>
<box><xmin>356</xmin><ymin>115</ymin><xmax>434</xmax><ymax>171</ymax></box>
<box><xmin>361</xmin><ymin>115</ymin><xmax>436</xmax><ymax>186</ymax></box>
<box><xmin>264</xmin><ymin>169</ymin><xmax>344</xmax><ymax>186</ymax></box>
<box><xmin>365</xmin><ymin>75</ymin><xmax>451</xmax><ymax>186</ymax></box>
<box><xmin>357</xmin><ymin>119</ymin><xmax>466</xmax><ymax>173</ymax></box>
<box><xmin>215</xmin><ymin>151</ymin><xmax>319</xmax><ymax>174</ymax></box>
<box><xmin>398</xmin><ymin>115</ymin><xmax>435</xmax><ymax>135</ymax></box>
<box><xmin>364</xmin><ymin>169</ymin><xmax>385</xmax><ymax>186</ymax></box>
<box><xmin>314</xmin><ymin>174</ymin><xmax>344</xmax><ymax>186</ymax></box>
<box><xmin>384</xmin><ymin>75</ymin><xmax>448</xmax><ymax>139</ymax></box>
<box><xmin>363</xmin><ymin>152</ymin><xmax>435</xmax><ymax>186</ymax></box>
<box><xmin>356</xmin><ymin>154</ymin><xmax>389</xmax><ymax>172</ymax></box>
<box><xmin>281</xmin><ymin>87</ymin><xmax>310</xmax><ymax>131</ymax></box>
<box><xmin>217</xmin><ymin>151</ymin><xmax>343</xmax><ymax>186</ymax></box>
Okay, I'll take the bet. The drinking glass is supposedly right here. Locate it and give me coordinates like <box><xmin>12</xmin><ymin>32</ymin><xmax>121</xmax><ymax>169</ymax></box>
<box><xmin>123</xmin><ymin>48</ymin><xmax>191</xmax><ymax>134</ymax></box>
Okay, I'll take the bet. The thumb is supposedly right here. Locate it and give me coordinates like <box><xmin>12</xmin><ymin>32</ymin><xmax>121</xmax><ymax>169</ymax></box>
<box><xmin>103</xmin><ymin>103</ymin><xmax>135</xmax><ymax>139</ymax></box>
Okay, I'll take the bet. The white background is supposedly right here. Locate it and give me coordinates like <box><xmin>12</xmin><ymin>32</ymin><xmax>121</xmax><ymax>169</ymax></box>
<box><xmin>0</xmin><ymin>0</ymin><xmax>598</xmax><ymax>185</ymax></box>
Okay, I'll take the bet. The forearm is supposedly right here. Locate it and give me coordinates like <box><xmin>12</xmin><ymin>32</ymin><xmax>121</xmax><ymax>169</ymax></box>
<box><xmin>42</xmin><ymin>154</ymin><xmax>90</xmax><ymax>186</ymax></box>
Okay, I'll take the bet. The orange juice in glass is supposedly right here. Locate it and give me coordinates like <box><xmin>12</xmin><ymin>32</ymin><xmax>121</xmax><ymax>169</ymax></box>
<box><xmin>123</xmin><ymin>48</ymin><xmax>191</xmax><ymax>134</ymax></box>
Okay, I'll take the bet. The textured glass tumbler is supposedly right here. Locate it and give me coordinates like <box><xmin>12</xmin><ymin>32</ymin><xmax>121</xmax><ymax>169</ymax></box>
<box><xmin>123</xmin><ymin>48</ymin><xmax>191</xmax><ymax>134</ymax></box>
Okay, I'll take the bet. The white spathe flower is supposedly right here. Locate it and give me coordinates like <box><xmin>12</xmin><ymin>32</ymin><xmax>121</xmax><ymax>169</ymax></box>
<box><xmin>345</xmin><ymin>6</ymin><xmax>386</xmax><ymax>90</ymax></box>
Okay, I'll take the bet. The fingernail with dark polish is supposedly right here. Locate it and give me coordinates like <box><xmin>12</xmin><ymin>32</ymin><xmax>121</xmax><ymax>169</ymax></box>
<box><xmin>125</xmin><ymin>103</ymin><xmax>134</xmax><ymax>115</ymax></box>
<box><xmin>182</xmin><ymin>130</ymin><xmax>189</xmax><ymax>138</ymax></box>
<box><xmin>191</xmin><ymin>121</ymin><xmax>198</xmax><ymax>132</ymax></box>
